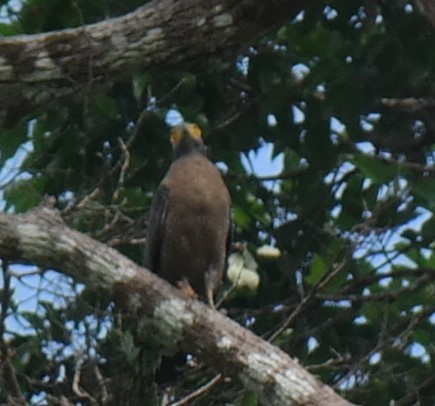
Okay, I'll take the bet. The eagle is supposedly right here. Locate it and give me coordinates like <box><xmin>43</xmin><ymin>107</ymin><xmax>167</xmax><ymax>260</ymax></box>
<box><xmin>146</xmin><ymin>123</ymin><xmax>231</xmax><ymax>308</ymax></box>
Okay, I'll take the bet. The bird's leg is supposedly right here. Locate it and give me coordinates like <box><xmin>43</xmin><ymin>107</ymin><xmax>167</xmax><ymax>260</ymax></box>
<box><xmin>176</xmin><ymin>278</ymin><xmax>198</xmax><ymax>299</ymax></box>
<box><xmin>206</xmin><ymin>287</ymin><xmax>216</xmax><ymax>309</ymax></box>
<box><xmin>205</xmin><ymin>268</ymin><xmax>222</xmax><ymax>309</ymax></box>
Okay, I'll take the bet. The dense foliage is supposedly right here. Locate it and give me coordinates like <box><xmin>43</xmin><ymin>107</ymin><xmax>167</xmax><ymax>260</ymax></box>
<box><xmin>2</xmin><ymin>0</ymin><xmax>435</xmax><ymax>404</ymax></box>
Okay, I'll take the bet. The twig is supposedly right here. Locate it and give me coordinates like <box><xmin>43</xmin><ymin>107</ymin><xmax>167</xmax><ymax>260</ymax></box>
<box><xmin>268</xmin><ymin>255</ymin><xmax>348</xmax><ymax>343</ymax></box>
<box><xmin>113</xmin><ymin>138</ymin><xmax>131</xmax><ymax>201</ymax></box>
<box><xmin>62</xmin><ymin>187</ymin><xmax>101</xmax><ymax>217</ymax></box>
<box><xmin>213</xmin><ymin>93</ymin><xmax>261</xmax><ymax>132</ymax></box>
<box><xmin>393</xmin><ymin>307</ymin><xmax>434</xmax><ymax>351</ymax></box>
<box><xmin>106</xmin><ymin>237</ymin><xmax>146</xmax><ymax>247</ymax></box>
<box><xmin>394</xmin><ymin>373</ymin><xmax>435</xmax><ymax>406</ymax></box>
<box><xmin>216</xmin><ymin>249</ymin><xmax>245</xmax><ymax>308</ymax></box>
<box><xmin>224</xmin><ymin>168</ymin><xmax>307</xmax><ymax>183</ymax></box>
<box><xmin>317</xmin><ymin>257</ymin><xmax>348</xmax><ymax>291</ymax></box>
<box><xmin>93</xmin><ymin>363</ymin><xmax>109</xmax><ymax>404</ymax></box>
<box><xmin>214</xmin><ymin>106</ymin><xmax>254</xmax><ymax>131</ymax></box>
<box><xmin>376</xmin><ymin>154</ymin><xmax>435</xmax><ymax>174</ymax></box>
<box><xmin>338</xmin><ymin>267</ymin><xmax>428</xmax><ymax>295</ymax></box>
<box><xmin>45</xmin><ymin>395</ymin><xmax>73</xmax><ymax>405</ymax></box>
<box><xmin>306</xmin><ymin>355</ymin><xmax>351</xmax><ymax>372</ymax></box>
<box><xmin>2</xmin><ymin>354</ymin><xmax>27</xmax><ymax>406</ymax></box>
<box><xmin>169</xmin><ymin>374</ymin><xmax>223</xmax><ymax>406</ymax></box>
<box><xmin>292</xmin><ymin>308</ymin><xmax>355</xmax><ymax>343</ymax></box>
<box><xmin>64</xmin><ymin>78</ymin><xmax>183</xmax><ymax>216</ymax></box>
<box><xmin>335</xmin><ymin>308</ymin><xmax>391</xmax><ymax>389</ymax></box>
<box><xmin>153</xmin><ymin>79</ymin><xmax>185</xmax><ymax>108</ymax></box>
<box><xmin>72</xmin><ymin>358</ymin><xmax>98</xmax><ymax>405</ymax></box>
<box><xmin>317</xmin><ymin>272</ymin><xmax>435</xmax><ymax>303</ymax></box>
<box><xmin>348</xmin><ymin>144</ymin><xmax>435</xmax><ymax>174</ymax></box>
<box><xmin>8</xmin><ymin>267</ymin><xmax>43</xmax><ymax>279</ymax></box>
<box><xmin>129</xmin><ymin>78</ymin><xmax>184</xmax><ymax>144</ymax></box>
<box><xmin>76</xmin><ymin>188</ymin><xmax>101</xmax><ymax>209</ymax></box>
<box><xmin>268</xmin><ymin>293</ymin><xmax>314</xmax><ymax>343</ymax></box>
<box><xmin>0</xmin><ymin>260</ymin><xmax>11</xmax><ymax>340</ymax></box>
<box><xmin>216</xmin><ymin>282</ymin><xmax>239</xmax><ymax>308</ymax></box>
<box><xmin>0</xmin><ymin>261</ymin><xmax>27</xmax><ymax>405</ymax></box>
<box><xmin>95</xmin><ymin>208</ymin><xmax>124</xmax><ymax>238</ymax></box>
<box><xmin>381</xmin><ymin>97</ymin><xmax>435</xmax><ymax>112</ymax></box>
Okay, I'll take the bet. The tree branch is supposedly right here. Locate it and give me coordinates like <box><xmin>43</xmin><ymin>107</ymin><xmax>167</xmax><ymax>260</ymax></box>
<box><xmin>415</xmin><ymin>0</ymin><xmax>435</xmax><ymax>30</ymax></box>
<box><xmin>0</xmin><ymin>0</ymin><xmax>310</xmax><ymax>127</ymax></box>
<box><xmin>0</xmin><ymin>207</ymin><xmax>352</xmax><ymax>406</ymax></box>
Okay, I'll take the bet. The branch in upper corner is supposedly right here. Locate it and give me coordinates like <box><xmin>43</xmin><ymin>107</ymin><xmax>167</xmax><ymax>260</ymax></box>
<box><xmin>414</xmin><ymin>0</ymin><xmax>435</xmax><ymax>30</ymax></box>
<box><xmin>0</xmin><ymin>0</ymin><xmax>309</xmax><ymax>128</ymax></box>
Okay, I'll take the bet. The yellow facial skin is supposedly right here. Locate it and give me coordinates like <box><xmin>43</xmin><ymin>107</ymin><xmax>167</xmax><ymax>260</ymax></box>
<box><xmin>170</xmin><ymin>123</ymin><xmax>202</xmax><ymax>146</ymax></box>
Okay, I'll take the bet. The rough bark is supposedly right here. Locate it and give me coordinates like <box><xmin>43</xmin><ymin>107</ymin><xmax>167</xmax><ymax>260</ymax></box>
<box><xmin>0</xmin><ymin>207</ymin><xmax>353</xmax><ymax>406</ymax></box>
<box><xmin>0</xmin><ymin>0</ymin><xmax>310</xmax><ymax>127</ymax></box>
<box><xmin>415</xmin><ymin>0</ymin><xmax>435</xmax><ymax>29</ymax></box>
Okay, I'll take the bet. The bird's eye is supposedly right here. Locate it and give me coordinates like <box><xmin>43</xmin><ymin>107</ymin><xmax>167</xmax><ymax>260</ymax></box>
<box><xmin>170</xmin><ymin>127</ymin><xmax>183</xmax><ymax>145</ymax></box>
<box><xmin>186</xmin><ymin>123</ymin><xmax>202</xmax><ymax>140</ymax></box>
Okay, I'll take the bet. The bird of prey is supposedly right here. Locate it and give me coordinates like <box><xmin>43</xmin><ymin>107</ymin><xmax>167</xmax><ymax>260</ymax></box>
<box><xmin>146</xmin><ymin>122</ymin><xmax>231</xmax><ymax>308</ymax></box>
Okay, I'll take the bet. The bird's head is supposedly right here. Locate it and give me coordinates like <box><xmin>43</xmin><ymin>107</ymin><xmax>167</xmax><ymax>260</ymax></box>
<box><xmin>170</xmin><ymin>122</ymin><xmax>206</xmax><ymax>159</ymax></box>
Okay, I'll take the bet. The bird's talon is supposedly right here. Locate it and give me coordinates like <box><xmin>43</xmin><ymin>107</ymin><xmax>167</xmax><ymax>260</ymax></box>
<box><xmin>176</xmin><ymin>279</ymin><xmax>198</xmax><ymax>299</ymax></box>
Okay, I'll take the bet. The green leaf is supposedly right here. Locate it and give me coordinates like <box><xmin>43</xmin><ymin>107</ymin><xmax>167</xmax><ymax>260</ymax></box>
<box><xmin>117</xmin><ymin>186</ymin><xmax>147</xmax><ymax>207</ymax></box>
<box><xmin>412</xmin><ymin>328</ymin><xmax>431</xmax><ymax>346</ymax></box>
<box><xmin>283</xmin><ymin>149</ymin><xmax>304</xmax><ymax>172</ymax></box>
<box><xmin>426</xmin><ymin>251</ymin><xmax>435</xmax><ymax>269</ymax></box>
<box><xmin>233</xmin><ymin>206</ymin><xmax>252</xmax><ymax>229</ymax></box>
<box><xmin>95</xmin><ymin>95</ymin><xmax>118</xmax><ymax>119</ymax></box>
<box><xmin>306</xmin><ymin>254</ymin><xmax>328</xmax><ymax>285</ymax></box>
<box><xmin>0</xmin><ymin>22</ymin><xmax>21</xmax><ymax>36</ymax></box>
<box><xmin>239</xmin><ymin>391</ymin><xmax>259</xmax><ymax>406</ymax></box>
<box><xmin>352</xmin><ymin>154</ymin><xmax>397</xmax><ymax>183</ymax></box>
<box><xmin>404</xmin><ymin>248</ymin><xmax>423</xmax><ymax>267</ymax></box>
<box><xmin>335</xmin><ymin>210</ymin><xmax>359</xmax><ymax>231</ymax></box>
<box><xmin>411</xmin><ymin>178</ymin><xmax>435</xmax><ymax>208</ymax></box>
<box><xmin>132</xmin><ymin>73</ymin><xmax>152</xmax><ymax>102</ymax></box>
<box><xmin>4</xmin><ymin>176</ymin><xmax>47</xmax><ymax>212</ymax></box>
<box><xmin>0</xmin><ymin>126</ymin><xmax>27</xmax><ymax>166</ymax></box>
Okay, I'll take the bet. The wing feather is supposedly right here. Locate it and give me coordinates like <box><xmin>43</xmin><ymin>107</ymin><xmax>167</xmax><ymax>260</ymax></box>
<box><xmin>146</xmin><ymin>185</ymin><xmax>169</xmax><ymax>273</ymax></box>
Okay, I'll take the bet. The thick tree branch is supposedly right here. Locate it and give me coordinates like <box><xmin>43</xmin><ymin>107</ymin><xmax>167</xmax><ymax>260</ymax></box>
<box><xmin>0</xmin><ymin>0</ymin><xmax>310</xmax><ymax>127</ymax></box>
<box><xmin>0</xmin><ymin>208</ymin><xmax>352</xmax><ymax>406</ymax></box>
<box><xmin>415</xmin><ymin>0</ymin><xmax>435</xmax><ymax>29</ymax></box>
